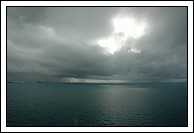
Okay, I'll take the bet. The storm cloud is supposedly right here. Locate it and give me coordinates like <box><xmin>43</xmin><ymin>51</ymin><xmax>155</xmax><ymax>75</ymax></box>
<box><xmin>7</xmin><ymin>7</ymin><xmax>187</xmax><ymax>83</ymax></box>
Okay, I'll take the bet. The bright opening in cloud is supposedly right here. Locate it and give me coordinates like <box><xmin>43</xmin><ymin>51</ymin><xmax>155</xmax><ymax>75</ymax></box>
<box><xmin>113</xmin><ymin>17</ymin><xmax>146</xmax><ymax>39</ymax></box>
<box><xmin>97</xmin><ymin>16</ymin><xmax>147</xmax><ymax>54</ymax></box>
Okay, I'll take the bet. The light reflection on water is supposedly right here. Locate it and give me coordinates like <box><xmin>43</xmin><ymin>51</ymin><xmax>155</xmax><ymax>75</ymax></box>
<box><xmin>7</xmin><ymin>82</ymin><xmax>187</xmax><ymax>126</ymax></box>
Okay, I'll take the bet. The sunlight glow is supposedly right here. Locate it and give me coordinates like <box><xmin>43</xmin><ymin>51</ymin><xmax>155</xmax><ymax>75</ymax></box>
<box><xmin>113</xmin><ymin>17</ymin><xmax>146</xmax><ymax>39</ymax></box>
<box><xmin>97</xmin><ymin>16</ymin><xmax>147</xmax><ymax>54</ymax></box>
<box><xmin>98</xmin><ymin>35</ymin><xmax>125</xmax><ymax>54</ymax></box>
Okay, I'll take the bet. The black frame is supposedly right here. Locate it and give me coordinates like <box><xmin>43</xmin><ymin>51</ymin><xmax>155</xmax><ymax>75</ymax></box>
<box><xmin>5</xmin><ymin>6</ymin><xmax>188</xmax><ymax>127</ymax></box>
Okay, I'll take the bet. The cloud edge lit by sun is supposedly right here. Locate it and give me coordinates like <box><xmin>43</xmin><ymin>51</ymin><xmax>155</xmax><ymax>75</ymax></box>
<box><xmin>97</xmin><ymin>15</ymin><xmax>148</xmax><ymax>55</ymax></box>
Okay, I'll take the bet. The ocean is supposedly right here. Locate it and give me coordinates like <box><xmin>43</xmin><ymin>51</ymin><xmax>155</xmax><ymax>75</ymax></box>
<box><xmin>7</xmin><ymin>82</ymin><xmax>187</xmax><ymax>127</ymax></box>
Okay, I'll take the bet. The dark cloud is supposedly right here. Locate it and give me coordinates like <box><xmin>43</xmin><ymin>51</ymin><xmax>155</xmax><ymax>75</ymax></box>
<box><xmin>7</xmin><ymin>7</ymin><xmax>187</xmax><ymax>82</ymax></box>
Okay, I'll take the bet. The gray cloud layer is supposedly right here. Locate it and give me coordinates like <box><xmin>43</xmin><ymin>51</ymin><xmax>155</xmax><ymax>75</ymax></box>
<box><xmin>7</xmin><ymin>7</ymin><xmax>187</xmax><ymax>82</ymax></box>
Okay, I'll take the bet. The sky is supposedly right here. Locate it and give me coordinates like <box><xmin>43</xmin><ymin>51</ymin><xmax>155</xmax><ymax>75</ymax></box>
<box><xmin>7</xmin><ymin>7</ymin><xmax>187</xmax><ymax>83</ymax></box>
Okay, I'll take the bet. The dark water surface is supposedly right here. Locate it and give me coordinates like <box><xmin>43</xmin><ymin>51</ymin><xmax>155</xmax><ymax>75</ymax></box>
<box><xmin>7</xmin><ymin>82</ymin><xmax>187</xmax><ymax>126</ymax></box>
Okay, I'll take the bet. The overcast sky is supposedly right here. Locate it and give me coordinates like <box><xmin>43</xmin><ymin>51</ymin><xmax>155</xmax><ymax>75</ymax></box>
<box><xmin>7</xmin><ymin>7</ymin><xmax>187</xmax><ymax>83</ymax></box>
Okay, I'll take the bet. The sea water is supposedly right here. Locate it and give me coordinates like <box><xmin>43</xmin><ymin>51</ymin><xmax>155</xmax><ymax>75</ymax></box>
<box><xmin>7</xmin><ymin>82</ymin><xmax>187</xmax><ymax>126</ymax></box>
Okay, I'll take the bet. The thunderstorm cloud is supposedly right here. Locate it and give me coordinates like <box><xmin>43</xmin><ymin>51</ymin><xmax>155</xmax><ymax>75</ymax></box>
<box><xmin>7</xmin><ymin>7</ymin><xmax>187</xmax><ymax>83</ymax></box>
